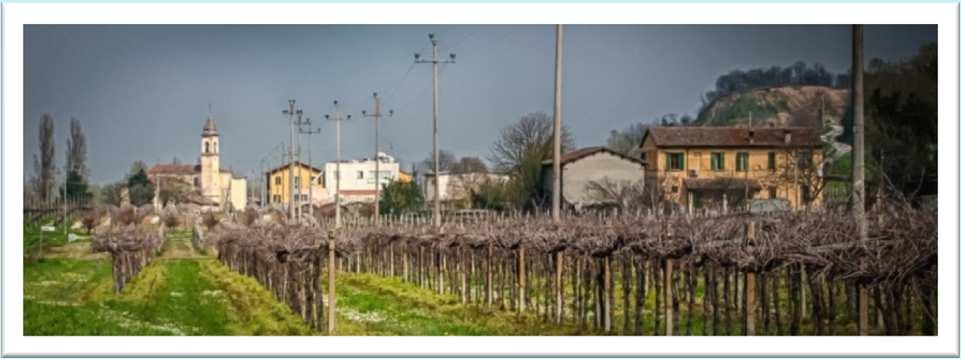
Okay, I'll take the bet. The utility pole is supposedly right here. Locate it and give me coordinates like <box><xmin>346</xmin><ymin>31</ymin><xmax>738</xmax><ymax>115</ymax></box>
<box><xmin>551</xmin><ymin>24</ymin><xmax>564</xmax><ymax>224</ymax></box>
<box><xmin>294</xmin><ymin>110</ymin><xmax>310</xmax><ymax>222</ymax></box>
<box><xmin>299</xmin><ymin>119</ymin><xmax>321</xmax><ymax>221</ymax></box>
<box><xmin>362</xmin><ymin>92</ymin><xmax>394</xmax><ymax>225</ymax></box>
<box><xmin>325</xmin><ymin>100</ymin><xmax>351</xmax><ymax>229</ymax></box>
<box><xmin>415</xmin><ymin>33</ymin><xmax>456</xmax><ymax>228</ymax></box>
<box><xmin>282</xmin><ymin>100</ymin><xmax>302</xmax><ymax>224</ymax></box>
<box><xmin>852</xmin><ymin>24</ymin><xmax>869</xmax><ymax>336</ymax></box>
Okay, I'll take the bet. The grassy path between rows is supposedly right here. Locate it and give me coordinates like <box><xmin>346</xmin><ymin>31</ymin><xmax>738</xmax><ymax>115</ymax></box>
<box><xmin>26</xmin><ymin>228</ymin><xmax>590</xmax><ymax>335</ymax></box>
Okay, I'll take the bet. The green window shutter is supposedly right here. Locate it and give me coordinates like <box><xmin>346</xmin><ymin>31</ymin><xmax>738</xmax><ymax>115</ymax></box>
<box><xmin>679</xmin><ymin>154</ymin><xmax>685</xmax><ymax>170</ymax></box>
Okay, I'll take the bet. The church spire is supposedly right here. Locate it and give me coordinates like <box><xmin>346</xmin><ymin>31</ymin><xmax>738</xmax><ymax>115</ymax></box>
<box><xmin>202</xmin><ymin>104</ymin><xmax>218</xmax><ymax>137</ymax></box>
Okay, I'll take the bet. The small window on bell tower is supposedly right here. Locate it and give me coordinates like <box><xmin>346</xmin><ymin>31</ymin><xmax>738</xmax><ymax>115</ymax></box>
<box><xmin>205</xmin><ymin>142</ymin><xmax>210</xmax><ymax>154</ymax></box>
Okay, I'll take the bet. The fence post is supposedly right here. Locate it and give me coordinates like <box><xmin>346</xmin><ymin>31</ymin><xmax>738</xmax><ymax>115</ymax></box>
<box><xmin>518</xmin><ymin>244</ymin><xmax>526</xmax><ymax>313</ymax></box>
<box><xmin>327</xmin><ymin>230</ymin><xmax>337</xmax><ymax>335</ymax></box>
<box><xmin>665</xmin><ymin>257</ymin><xmax>673</xmax><ymax>336</ymax></box>
<box><xmin>745</xmin><ymin>221</ymin><xmax>758</xmax><ymax>335</ymax></box>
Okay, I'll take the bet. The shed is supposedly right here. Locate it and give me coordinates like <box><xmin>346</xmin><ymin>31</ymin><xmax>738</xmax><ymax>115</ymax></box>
<box><xmin>542</xmin><ymin>147</ymin><xmax>646</xmax><ymax>209</ymax></box>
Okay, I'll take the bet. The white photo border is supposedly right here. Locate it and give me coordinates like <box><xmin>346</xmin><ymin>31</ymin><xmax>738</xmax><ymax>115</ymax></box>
<box><xmin>2</xmin><ymin>2</ymin><xmax>957</xmax><ymax>357</ymax></box>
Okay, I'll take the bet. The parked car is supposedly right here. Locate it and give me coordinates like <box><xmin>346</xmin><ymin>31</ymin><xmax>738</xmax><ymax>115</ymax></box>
<box><xmin>748</xmin><ymin>198</ymin><xmax>791</xmax><ymax>214</ymax></box>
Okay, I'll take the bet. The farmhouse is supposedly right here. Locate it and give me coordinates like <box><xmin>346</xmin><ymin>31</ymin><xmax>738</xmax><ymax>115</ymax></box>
<box><xmin>639</xmin><ymin>126</ymin><xmax>824</xmax><ymax>210</ymax></box>
<box><xmin>148</xmin><ymin>115</ymin><xmax>247</xmax><ymax>211</ymax></box>
<box><xmin>542</xmin><ymin>146</ymin><xmax>646</xmax><ymax>210</ymax></box>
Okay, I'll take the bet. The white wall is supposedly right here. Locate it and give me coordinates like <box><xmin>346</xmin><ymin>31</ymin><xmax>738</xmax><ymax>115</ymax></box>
<box><xmin>323</xmin><ymin>155</ymin><xmax>400</xmax><ymax>202</ymax></box>
<box><xmin>544</xmin><ymin>152</ymin><xmax>645</xmax><ymax>207</ymax></box>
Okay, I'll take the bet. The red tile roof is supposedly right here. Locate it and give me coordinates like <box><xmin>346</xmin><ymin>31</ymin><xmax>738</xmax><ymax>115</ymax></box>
<box><xmin>642</xmin><ymin>127</ymin><xmax>822</xmax><ymax>148</ymax></box>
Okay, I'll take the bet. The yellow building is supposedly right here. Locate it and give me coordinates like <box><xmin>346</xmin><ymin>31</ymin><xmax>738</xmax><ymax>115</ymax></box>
<box><xmin>398</xmin><ymin>170</ymin><xmax>413</xmax><ymax>183</ymax></box>
<box><xmin>266</xmin><ymin>162</ymin><xmax>325</xmax><ymax>207</ymax></box>
<box><xmin>639</xmin><ymin>127</ymin><xmax>824</xmax><ymax>210</ymax></box>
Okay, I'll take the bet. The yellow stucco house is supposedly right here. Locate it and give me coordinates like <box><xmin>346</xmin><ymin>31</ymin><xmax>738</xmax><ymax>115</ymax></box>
<box><xmin>266</xmin><ymin>162</ymin><xmax>326</xmax><ymax>207</ymax></box>
<box><xmin>639</xmin><ymin>126</ymin><xmax>824</xmax><ymax>210</ymax></box>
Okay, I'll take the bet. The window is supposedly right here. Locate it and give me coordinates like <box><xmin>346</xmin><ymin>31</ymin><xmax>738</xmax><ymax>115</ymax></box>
<box><xmin>801</xmin><ymin>185</ymin><xmax>812</xmax><ymax>204</ymax></box>
<box><xmin>768</xmin><ymin>152</ymin><xmax>776</xmax><ymax>171</ymax></box>
<box><xmin>213</xmin><ymin>141</ymin><xmax>218</xmax><ymax>153</ymax></box>
<box><xmin>194</xmin><ymin>177</ymin><xmax>200</xmax><ymax>187</ymax></box>
<box><xmin>204</xmin><ymin>142</ymin><xmax>210</xmax><ymax>154</ymax></box>
<box><xmin>272</xmin><ymin>194</ymin><xmax>281</xmax><ymax>203</ymax></box>
<box><xmin>768</xmin><ymin>187</ymin><xmax>777</xmax><ymax>199</ymax></box>
<box><xmin>710</xmin><ymin>152</ymin><xmax>725</xmax><ymax>171</ymax></box>
<box><xmin>274</xmin><ymin>176</ymin><xmax>281</xmax><ymax>185</ymax></box>
<box><xmin>357</xmin><ymin>171</ymin><xmax>364</xmax><ymax>179</ymax></box>
<box><xmin>640</xmin><ymin>152</ymin><xmax>647</xmax><ymax>162</ymax></box>
<box><xmin>736</xmin><ymin>152</ymin><xmax>749</xmax><ymax>172</ymax></box>
<box><xmin>666</xmin><ymin>153</ymin><xmax>685</xmax><ymax>171</ymax></box>
<box><xmin>671</xmin><ymin>185</ymin><xmax>679</xmax><ymax>193</ymax></box>
<box><xmin>798</xmin><ymin>151</ymin><xmax>813</xmax><ymax>170</ymax></box>
<box><xmin>293</xmin><ymin>176</ymin><xmax>300</xmax><ymax>189</ymax></box>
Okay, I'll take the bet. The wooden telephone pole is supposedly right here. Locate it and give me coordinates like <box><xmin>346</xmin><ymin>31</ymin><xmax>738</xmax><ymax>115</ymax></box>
<box><xmin>852</xmin><ymin>24</ymin><xmax>869</xmax><ymax>336</ymax></box>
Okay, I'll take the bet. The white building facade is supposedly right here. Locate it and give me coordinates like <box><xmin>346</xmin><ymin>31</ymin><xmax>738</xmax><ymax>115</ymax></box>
<box><xmin>323</xmin><ymin>152</ymin><xmax>401</xmax><ymax>204</ymax></box>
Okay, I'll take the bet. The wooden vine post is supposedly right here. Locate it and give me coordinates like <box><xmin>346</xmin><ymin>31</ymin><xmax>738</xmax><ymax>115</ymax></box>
<box><xmin>665</xmin><ymin>258</ymin><xmax>674</xmax><ymax>336</ymax></box>
<box><xmin>518</xmin><ymin>244</ymin><xmax>526</xmax><ymax>313</ymax></box>
<box><xmin>555</xmin><ymin>250</ymin><xmax>564</xmax><ymax>323</ymax></box>
<box><xmin>744</xmin><ymin>221</ymin><xmax>757</xmax><ymax>336</ymax></box>
<box><xmin>328</xmin><ymin>229</ymin><xmax>337</xmax><ymax>334</ymax></box>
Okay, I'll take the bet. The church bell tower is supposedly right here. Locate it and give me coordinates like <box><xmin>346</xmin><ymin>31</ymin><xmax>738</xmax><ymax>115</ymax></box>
<box><xmin>200</xmin><ymin>114</ymin><xmax>222</xmax><ymax>205</ymax></box>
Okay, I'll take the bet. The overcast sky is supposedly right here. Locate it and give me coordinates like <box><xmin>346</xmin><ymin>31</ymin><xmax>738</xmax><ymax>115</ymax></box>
<box><xmin>24</xmin><ymin>25</ymin><xmax>936</xmax><ymax>184</ymax></box>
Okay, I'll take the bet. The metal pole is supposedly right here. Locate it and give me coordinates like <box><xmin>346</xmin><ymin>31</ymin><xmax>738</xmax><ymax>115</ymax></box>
<box><xmin>282</xmin><ymin>100</ymin><xmax>296</xmax><ymax>224</ymax></box>
<box><xmin>326</xmin><ymin>101</ymin><xmax>349</xmax><ymax>229</ymax></box>
<box><xmin>551</xmin><ymin>24</ymin><xmax>564</xmax><ymax>224</ymax></box>
<box><xmin>414</xmin><ymin>33</ymin><xmax>455</xmax><ymax>228</ymax></box>
<box><xmin>364</xmin><ymin>93</ymin><xmax>393</xmax><ymax>225</ymax></box>
<box><xmin>336</xmin><ymin>116</ymin><xmax>342</xmax><ymax>229</ymax></box>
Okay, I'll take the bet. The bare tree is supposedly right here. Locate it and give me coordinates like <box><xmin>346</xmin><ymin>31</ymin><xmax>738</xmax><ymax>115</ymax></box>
<box><xmin>607</xmin><ymin>123</ymin><xmax>649</xmax><ymax>159</ymax></box>
<box><xmin>489</xmin><ymin>112</ymin><xmax>574</xmax><ymax>172</ymax></box>
<box><xmin>489</xmin><ymin>112</ymin><xmax>574</xmax><ymax>210</ymax></box>
<box><xmin>584</xmin><ymin>178</ymin><xmax>647</xmax><ymax>212</ymax></box>
<box><xmin>421</xmin><ymin>149</ymin><xmax>457</xmax><ymax>173</ymax></box>
<box><xmin>760</xmin><ymin>149</ymin><xmax>827</xmax><ymax>208</ymax></box>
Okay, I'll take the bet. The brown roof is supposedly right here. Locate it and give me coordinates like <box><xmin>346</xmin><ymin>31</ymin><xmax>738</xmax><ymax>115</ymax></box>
<box><xmin>148</xmin><ymin>164</ymin><xmax>199</xmax><ymax>175</ymax></box>
<box><xmin>266</xmin><ymin>161</ymin><xmax>324</xmax><ymax>176</ymax></box>
<box><xmin>685</xmin><ymin>177</ymin><xmax>762</xmax><ymax>191</ymax></box>
<box><xmin>642</xmin><ymin>127</ymin><xmax>823</xmax><ymax>149</ymax></box>
<box><xmin>542</xmin><ymin>146</ymin><xmax>645</xmax><ymax>166</ymax></box>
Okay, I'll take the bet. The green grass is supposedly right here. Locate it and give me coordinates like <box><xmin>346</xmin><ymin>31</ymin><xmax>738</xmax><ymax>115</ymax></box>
<box><xmin>24</xmin><ymin>232</ymin><xmax>313</xmax><ymax>336</ymax></box>
<box><xmin>331</xmin><ymin>273</ymin><xmax>585</xmax><ymax>335</ymax></box>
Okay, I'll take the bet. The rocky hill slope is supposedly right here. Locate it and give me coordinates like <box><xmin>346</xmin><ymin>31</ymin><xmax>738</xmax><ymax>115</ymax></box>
<box><xmin>696</xmin><ymin>85</ymin><xmax>848</xmax><ymax>128</ymax></box>
<box><xmin>695</xmin><ymin>85</ymin><xmax>851</xmax><ymax>163</ymax></box>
